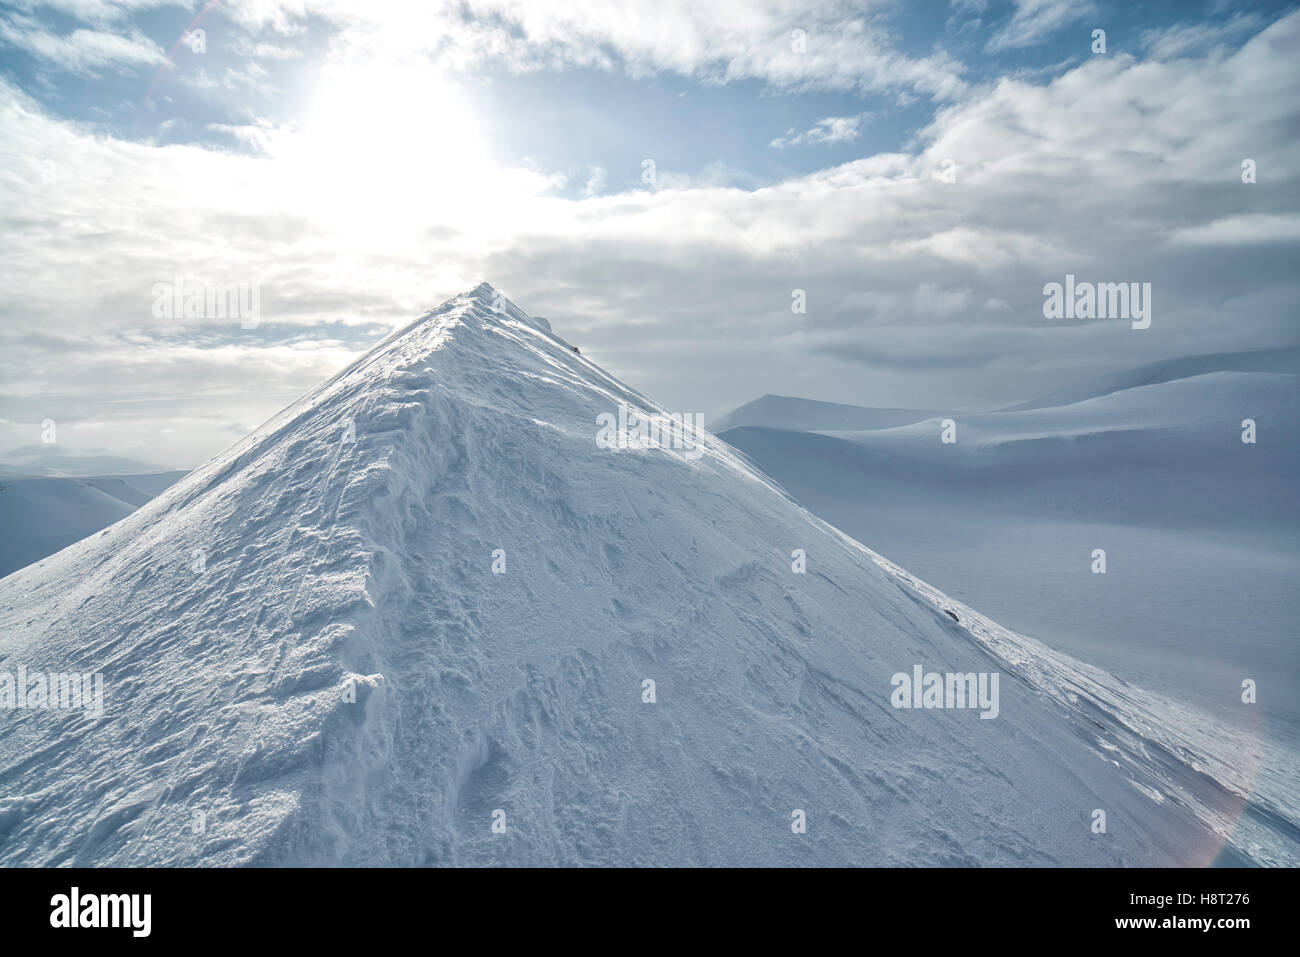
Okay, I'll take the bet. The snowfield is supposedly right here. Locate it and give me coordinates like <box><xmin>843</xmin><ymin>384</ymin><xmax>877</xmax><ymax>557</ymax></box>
<box><xmin>0</xmin><ymin>284</ymin><xmax>1294</xmax><ymax>866</ymax></box>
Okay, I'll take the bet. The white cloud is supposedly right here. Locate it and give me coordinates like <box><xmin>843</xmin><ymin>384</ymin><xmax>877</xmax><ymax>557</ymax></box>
<box><xmin>835</xmin><ymin>283</ymin><xmax>979</xmax><ymax>321</ymax></box>
<box><xmin>229</xmin><ymin>37</ymin><xmax>307</xmax><ymax>60</ymax></box>
<box><xmin>1141</xmin><ymin>14</ymin><xmax>1264</xmax><ymax>60</ymax></box>
<box><xmin>2</xmin><ymin>12</ymin><xmax>1298</xmax><ymax>462</ymax></box>
<box><xmin>185</xmin><ymin>62</ymin><xmax>272</xmax><ymax>93</ymax></box>
<box><xmin>4</xmin><ymin>0</ymin><xmax>184</xmax><ymax>25</ymax></box>
<box><xmin>890</xmin><ymin>228</ymin><xmax>1072</xmax><ymax>271</ymax></box>
<box><xmin>0</xmin><ymin>14</ymin><xmax>168</xmax><ymax>72</ymax></box>
<box><xmin>770</xmin><ymin>114</ymin><xmax>867</xmax><ymax>149</ymax></box>
<box><xmin>1169</xmin><ymin>214</ymin><xmax>1300</xmax><ymax>247</ymax></box>
<box><xmin>582</xmin><ymin>166</ymin><xmax>607</xmax><ymax>198</ymax></box>
<box><xmin>216</xmin><ymin>0</ymin><xmax>969</xmax><ymax>100</ymax></box>
<box><xmin>986</xmin><ymin>0</ymin><xmax>1097</xmax><ymax>53</ymax></box>
<box><xmin>205</xmin><ymin>120</ymin><xmax>280</xmax><ymax>152</ymax></box>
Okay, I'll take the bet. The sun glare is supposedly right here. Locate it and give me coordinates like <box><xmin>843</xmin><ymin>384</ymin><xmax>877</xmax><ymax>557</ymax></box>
<box><xmin>280</xmin><ymin>62</ymin><xmax>497</xmax><ymax>240</ymax></box>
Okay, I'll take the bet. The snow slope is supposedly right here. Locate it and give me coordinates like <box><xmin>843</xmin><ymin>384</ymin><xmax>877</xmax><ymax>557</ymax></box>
<box><xmin>0</xmin><ymin>471</ymin><xmax>187</xmax><ymax>578</ymax></box>
<box><xmin>1</xmin><ymin>285</ymin><xmax>1294</xmax><ymax>866</ymax></box>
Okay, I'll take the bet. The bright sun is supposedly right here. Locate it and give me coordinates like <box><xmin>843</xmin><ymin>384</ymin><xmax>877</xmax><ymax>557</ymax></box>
<box><xmin>281</xmin><ymin>61</ymin><xmax>497</xmax><ymax>240</ymax></box>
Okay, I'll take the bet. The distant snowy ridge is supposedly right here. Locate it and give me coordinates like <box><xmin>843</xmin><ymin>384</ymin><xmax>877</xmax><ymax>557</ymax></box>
<box><xmin>1004</xmin><ymin>346</ymin><xmax>1300</xmax><ymax>412</ymax></box>
<box><xmin>709</xmin><ymin>395</ymin><xmax>942</xmax><ymax>433</ymax></box>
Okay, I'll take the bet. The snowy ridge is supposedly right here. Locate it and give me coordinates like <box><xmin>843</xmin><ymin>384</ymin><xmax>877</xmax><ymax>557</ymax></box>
<box><xmin>1005</xmin><ymin>346</ymin><xmax>1300</xmax><ymax>412</ymax></box>
<box><xmin>0</xmin><ymin>284</ymin><xmax>1293</xmax><ymax>866</ymax></box>
<box><xmin>709</xmin><ymin>395</ymin><xmax>941</xmax><ymax>433</ymax></box>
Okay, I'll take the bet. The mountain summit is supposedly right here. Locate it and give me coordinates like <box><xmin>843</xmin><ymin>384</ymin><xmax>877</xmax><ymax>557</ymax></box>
<box><xmin>0</xmin><ymin>285</ymin><xmax>1290</xmax><ymax>866</ymax></box>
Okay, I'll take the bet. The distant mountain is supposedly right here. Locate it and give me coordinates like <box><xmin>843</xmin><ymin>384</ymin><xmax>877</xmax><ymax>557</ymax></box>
<box><xmin>2</xmin><ymin>283</ymin><xmax>1284</xmax><ymax>866</ymax></box>
<box><xmin>710</xmin><ymin>394</ymin><xmax>942</xmax><ymax>433</ymax></box>
<box><xmin>0</xmin><ymin>446</ymin><xmax>175</xmax><ymax>477</ymax></box>
<box><xmin>1005</xmin><ymin>346</ymin><xmax>1300</xmax><ymax>411</ymax></box>
<box><xmin>724</xmin><ymin>370</ymin><xmax>1299</xmax><ymax>529</ymax></box>
<box><xmin>0</xmin><ymin>471</ymin><xmax>187</xmax><ymax>578</ymax></box>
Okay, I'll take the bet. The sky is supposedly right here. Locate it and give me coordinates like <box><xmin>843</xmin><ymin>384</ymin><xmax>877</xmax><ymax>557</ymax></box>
<box><xmin>0</xmin><ymin>0</ymin><xmax>1298</xmax><ymax>468</ymax></box>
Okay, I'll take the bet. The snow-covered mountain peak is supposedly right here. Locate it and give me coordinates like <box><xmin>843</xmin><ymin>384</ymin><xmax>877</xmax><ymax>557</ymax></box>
<box><xmin>438</xmin><ymin>281</ymin><xmax>553</xmax><ymax>336</ymax></box>
<box><xmin>0</xmin><ymin>287</ymin><xmax>1292</xmax><ymax>867</ymax></box>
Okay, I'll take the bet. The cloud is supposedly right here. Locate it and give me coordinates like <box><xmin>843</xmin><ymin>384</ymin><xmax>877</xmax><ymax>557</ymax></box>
<box><xmin>582</xmin><ymin>166</ymin><xmax>608</xmax><ymax>198</ymax></box>
<box><xmin>1141</xmin><ymin>13</ymin><xmax>1265</xmax><ymax>60</ymax></box>
<box><xmin>986</xmin><ymin>0</ymin><xmax>1097</xmax><ymax>53</ymax></box>
<box><xmin>890</xmin><ymin>228</ymin><xmax>1071</xmax><ymax>270</ymax></box>
<box><xmin>770</xmin><ymin>114</ymin><xmax>867</xmax><ymax>149</ymax></box>
<box><xmin>215</xmin><ymin>0</ymin><xmax>969</xmax><ymax>100</ymax></box>
<box><xmin>1</xmin><ymin>11</ymin><xmax>1298</xmax><ymax>461</ymax></box>
<box><xmin>1168</xmin><ymin>214</ymin><xmax>1300</xmax><ymax>247</ymax></box>
<box><xmin>834</xmin><ymin>283</ymin><xmax>981</xmax><ymax>322</ymax></box>
<box><xmin>205</xmin><ymin>120</ymin><xmax>280</xmax><ymax>153</ymax></box>
<box><xmin>229</xmin><ymin>37</ymin><xmax>307</xmax><ymax>60</ymax></box>
<box><xmin>0</xmin><ymin>13</ymin><xmax>168</xmax><ymax>73</ymax></box>
<box><xmin>3</xmin><ymin>0</ymin><xmax>183</xmax><ymax>26</ymax></box>
<box><xmin>185</xmin><ymin>62</ymin><xmax>273</xmax><ymax>94</ymax></box>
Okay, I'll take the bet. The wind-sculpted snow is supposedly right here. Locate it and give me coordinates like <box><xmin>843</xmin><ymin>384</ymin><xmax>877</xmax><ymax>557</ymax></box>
<box><xmin>0</xmin><ymin>284</ymin><xmax>1291</xmax><ymax>866</ymax></box>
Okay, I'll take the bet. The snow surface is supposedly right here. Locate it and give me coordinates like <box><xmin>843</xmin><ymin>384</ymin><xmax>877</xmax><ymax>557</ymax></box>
<box><xmin>1</xmin><ymin>284</ymin><xmax>1293</xmax><ymax>866</ymax></box>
